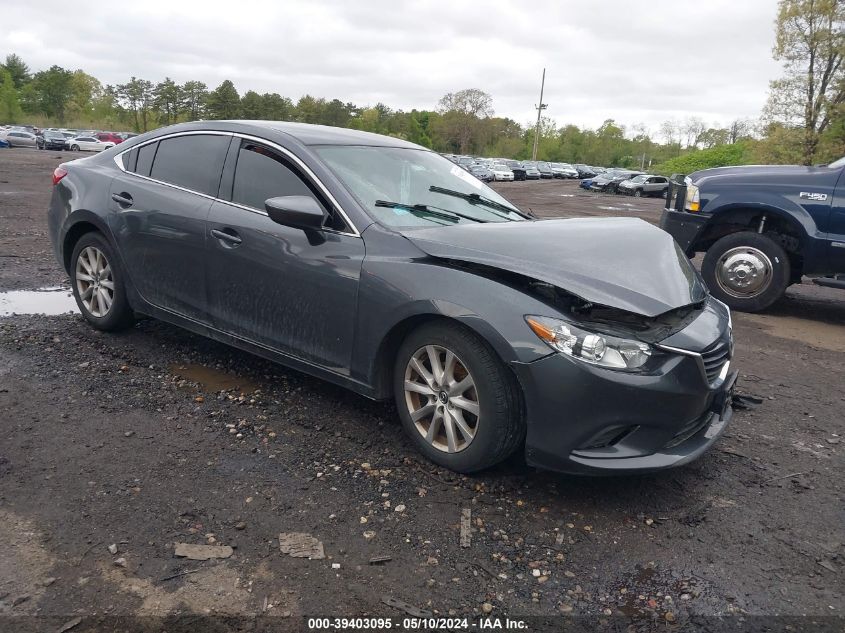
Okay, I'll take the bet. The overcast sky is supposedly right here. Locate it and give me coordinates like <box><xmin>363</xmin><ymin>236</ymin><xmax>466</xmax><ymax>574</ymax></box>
<box><xmin>1</xmin><ymin>0</ymin><xmax>781</xmax><ymax>136</ymax></box>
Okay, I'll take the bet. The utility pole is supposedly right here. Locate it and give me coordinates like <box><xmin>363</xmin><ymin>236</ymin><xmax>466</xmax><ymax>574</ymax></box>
<box><xmin>531</xmin><ymin>68</ymin><xmax>547</xmax><ymax>161</ymax></box>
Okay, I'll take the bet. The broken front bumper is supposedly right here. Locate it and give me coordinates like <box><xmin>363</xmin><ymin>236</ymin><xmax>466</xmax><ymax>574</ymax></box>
<box><xmin>511</xmin><ymin>347</ymin><xmax>737</xmax><ymax>476</ymax></box>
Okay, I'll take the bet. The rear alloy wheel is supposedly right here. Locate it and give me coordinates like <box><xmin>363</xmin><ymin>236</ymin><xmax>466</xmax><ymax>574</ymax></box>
<box><xmin>702</xmin><ymin>231</ymin><xmax>791</xmax><ymax>312</ymax></box>
<box><xmin>394</xmin><ymin>322</ymin><xmax>524</xmax><ymax>473</ymax></box>
<box><xmin>71</xmin><ymin>232</ymin><xmax>135</xmax><ymax>331</ymax></box>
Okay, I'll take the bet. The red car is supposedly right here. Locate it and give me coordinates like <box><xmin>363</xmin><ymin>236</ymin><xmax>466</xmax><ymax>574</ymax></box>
<box><xmin>96</xmin><ymin>132</ymin><xmax>123</xmax><ymax>144</ymax></box>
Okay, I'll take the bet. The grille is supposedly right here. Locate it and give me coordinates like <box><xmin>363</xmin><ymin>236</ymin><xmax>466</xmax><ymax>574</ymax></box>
<box><xmin>701</xmin><ymin>337</ymin><xmax>732</xmax><ymax>384</ymax></box>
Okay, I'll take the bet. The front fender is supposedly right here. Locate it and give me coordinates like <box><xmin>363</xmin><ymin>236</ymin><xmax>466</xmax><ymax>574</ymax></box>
<box><xmin>351</xmin><ymin>255</ymin><xmax>559</xmax><ymax>394</ymax></box>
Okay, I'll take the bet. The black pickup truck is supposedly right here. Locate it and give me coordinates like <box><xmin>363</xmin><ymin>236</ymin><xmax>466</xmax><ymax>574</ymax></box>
<box><xmin>660</xmin><ymin>160</ymin><xmax>845</xmax><ymax>311</ymax></box>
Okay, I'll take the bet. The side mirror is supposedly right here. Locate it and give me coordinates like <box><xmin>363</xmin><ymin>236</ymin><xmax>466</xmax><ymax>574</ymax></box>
<box><xmin>264</xmin><ymin>196</ymin><xmax>326</xmax><ymax>231</ymax></box>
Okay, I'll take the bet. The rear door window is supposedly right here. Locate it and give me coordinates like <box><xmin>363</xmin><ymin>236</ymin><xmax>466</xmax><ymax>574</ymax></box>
<box><xmin>149</xmin><ymin>134</ymin><xmax>230</xmax><ymax>196</ymax></box>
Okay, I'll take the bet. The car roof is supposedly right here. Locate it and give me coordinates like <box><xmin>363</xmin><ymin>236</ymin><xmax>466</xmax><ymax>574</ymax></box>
<box><xmin>224</xmin><ymin>120</ymin><xmax>424</xmax><ymax>149</ymax></box>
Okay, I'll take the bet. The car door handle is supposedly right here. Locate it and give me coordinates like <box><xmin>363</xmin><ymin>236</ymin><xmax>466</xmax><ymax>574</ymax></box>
<box><xmin>210</xmin><ymin>228</ymin><xmax>242</xmax><ymax>246</ymax></box>
<box><xmin>111</xmin><ymin>192</ymin><xmax>133</xmax><ymax>207</ymax></box>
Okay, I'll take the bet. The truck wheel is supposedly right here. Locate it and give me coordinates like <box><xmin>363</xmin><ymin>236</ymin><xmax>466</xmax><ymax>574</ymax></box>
<box><xmin>702</xmin><ymin>232</ymin><xmax>790</xmax><ymax>312</ymax></box>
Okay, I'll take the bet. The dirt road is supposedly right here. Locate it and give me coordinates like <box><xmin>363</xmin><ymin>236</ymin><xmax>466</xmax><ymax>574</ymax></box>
<box><xmin>0</xmin><ymin>149</ymin><xmax>842</xmax><ymax>630</ymax></box>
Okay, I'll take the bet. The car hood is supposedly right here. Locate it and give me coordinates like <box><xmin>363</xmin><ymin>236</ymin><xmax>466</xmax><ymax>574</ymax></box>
<box><xmin>400</xmin><ymin>217</ymin><xmax>707</xmax><ymax>317</ymax></box>
<box><xmin>690</xmin><ymin>164</ymin><xmax>837</xmax><ymax>186</ymax></box>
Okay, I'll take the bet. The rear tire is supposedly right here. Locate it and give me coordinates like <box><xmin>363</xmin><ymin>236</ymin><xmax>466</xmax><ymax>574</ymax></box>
<box><xmin>70</xmin><ymin>232</ymin><xmax>135</xmax><ymax>331</ymax></box>
<box><xmin>393</xmin><ymin>321</ymin><xmax>524</xmax><ymax>473</ymax></box>
<box><xmin>702</xmin><ymin>232</ymin><xmax>791</xmax><ymax>312</ymax></box>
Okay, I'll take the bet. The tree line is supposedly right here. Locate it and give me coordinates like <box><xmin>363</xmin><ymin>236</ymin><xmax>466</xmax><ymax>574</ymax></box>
<box><xmin>0</xmin><ymin>0</ymin><xmax>842</xmax><ymax>170</ymax></box>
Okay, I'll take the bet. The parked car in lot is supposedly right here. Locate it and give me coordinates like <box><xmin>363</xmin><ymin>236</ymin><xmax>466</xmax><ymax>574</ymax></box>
<box><xmin>96</xmin><ymin>132</ymin><xmax>124</xmax><ymax>145</ymax></box>
<box><xmin>579</xmin><ymin>177</ymin><xmax>596</xmax><ymax>190</ymax></box>
<box><xmin>531</xmin><ymin>161</ymin><xmax>554</xmax><ymax>179</ymax></box>
<box><xmin>48</xmin><ymin>121</ymin><xmax>736</xmax><ymax>475</ymax></box>
<box><xmin>65</xmin><ymin>136</ymin><xmax>116</xmax><ymax>152</ymax></box>
<box><xmin>591</xmin><ymin>170</ymin><xmax>644</xmax><ymax>193</ymax></box>
<box><xmin>38</xmin><ymin>131</ymin><xmax>69</xmax><ymax>150</ymax></box>
<box><xmin>661</xmin><ymin>160</ymin><xmax>845</xmax><ymax>312</ymax></box>
<box><xmin>467</xmin><ymin>164</ymin><xmax>494</xmax><ymax>182</ymax></box>
<box><xmin>489</xmin><ymin>164</ymin><xmax>514</xmax><ymax>181</ymax></box>
<box><xmin>617</xmin><ymin>174</ymin><xmax>670</xmax><ymax>198</ymax></box>
<box><xmin>551</xmin><ymin>163</ymin><xmax>579</xmax><ymax>179</ymax></box>
<box><xmin>0</xmin><ymin>138</ymin><xmax>9</xmax><ymax>149</ymax></box>
<box><xmin>575</xmin><ymin>164</ymin><xmax>597</xmax><ymax>178</ymax></box>
<box><xmin>0</xmin><ymin>129</ymin><xmax>37</xmax><ymax>148</ymax></box>
<box><xmin>506</xmin><ymin>161</ymin><xmax>540</xmax><ymax>181</ymax></box>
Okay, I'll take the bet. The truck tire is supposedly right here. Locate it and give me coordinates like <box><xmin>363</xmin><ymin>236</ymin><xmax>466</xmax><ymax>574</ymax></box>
<box><xmin>702</xmin><ymin>232</ymin><xmax>791</xmax><ymax>312</ymax></box>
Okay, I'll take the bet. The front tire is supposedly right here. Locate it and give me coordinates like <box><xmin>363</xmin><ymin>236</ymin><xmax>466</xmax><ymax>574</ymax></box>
<box><xmin>70</xmin><ymin>232</ymin><xmax>135</xmax><ymax>331</ymax></box>
<box><xmin>702</xmin><ymin>232</ymin><xmax>791</xmax><ymax>312</ymax></box>
<box><xmin>633</xmin><ymin>189</ymin><xmax>642</xmax><ymax>197</ymax></box>
<box><xmin>71</xmin><ymin>144</ymin><xmax>80</xmax><ymax>151</ymax></box>
<box><xmin>393</xmin><ymin>321</ymin><xmax>523</xmax><ymax>473</ymax></box>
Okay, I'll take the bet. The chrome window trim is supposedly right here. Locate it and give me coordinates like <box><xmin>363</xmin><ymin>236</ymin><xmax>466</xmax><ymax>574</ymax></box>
<box><xmin>112</xmin><ymin>129</ymin><xmax>361</xmax><ymax>238</ymax></box>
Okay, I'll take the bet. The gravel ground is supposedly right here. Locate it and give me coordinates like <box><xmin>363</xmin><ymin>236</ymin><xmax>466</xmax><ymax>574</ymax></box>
<box><xmin>0</xmin><ymin>149</ymin><xmax>843</xmax><ymax>630</ymax></box>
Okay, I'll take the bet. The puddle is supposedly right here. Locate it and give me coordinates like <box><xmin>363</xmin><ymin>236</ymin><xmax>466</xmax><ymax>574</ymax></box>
<box><xmin>0</xmin><ymin>287</ymin><xmax>78</xmax><ymax>317</ymax></box>
<box><xmin>169</xmin><ymin>363</ymin><xmax>259</xmax><ymax>393</ymax></box>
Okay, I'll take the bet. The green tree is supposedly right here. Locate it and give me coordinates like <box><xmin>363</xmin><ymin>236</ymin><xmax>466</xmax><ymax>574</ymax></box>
<box><xmin>1</xmin><ymin>54</ymin><xmax>30</xmax><ymax>89</ymax></box>
<box><xmin>31</xmin><ymin>65</ymin><xmax>74</xmax><ymax>121</ymax></box>
<box><xmin>0</xmin><ymin>70</ymin><xmax>22</xmax><ymax>123</ymax></box>
<box><xmin>206</xmin><ymin>80</ymin><xmax>240</xmax><ymax>119</ymax></box>
<box><xmin>261</xmin><ymin>93</ymin><xmax>294</xmax><ymax>120</ymax></box>
<box><xmin>765</xmin><ymin>0</ymin><xmax>845</xmax><ymax>164</ymax></box>
<box><xmin>240</xmin><ymin>90</ymin><xmax>263</xmax><ymax>119</ymax></box>
<box><xmin>118</xmin><ymin>77</ymin><xmax>155</xmax><ymax>131</ymax></box>
<box><xmin>434</xmin><ymin>88</ymin><xmax>494</xmax><ymax>153</ymax></box>
<box><xmin>154</xmin><ymin>78</ymin><xmax>182</xmax><ymax>125</ymax></box>
<box><xmin>181</xmin><ymin>81</ymin><xmax>208</xmax><ymax>120</ymax></box>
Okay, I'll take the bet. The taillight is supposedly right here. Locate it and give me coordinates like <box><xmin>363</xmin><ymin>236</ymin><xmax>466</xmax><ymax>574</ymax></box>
<box><xmin>52</xmin><ymin>166</ymin><xmax>68</xmax><ymax>186</ymax></box>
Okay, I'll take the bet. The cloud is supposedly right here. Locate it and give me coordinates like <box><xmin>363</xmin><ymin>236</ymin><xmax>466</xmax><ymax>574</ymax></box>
<box><xmin>0</xmin><ymin>0</ymin><xmax>781</xmax><ymax>132</ymax></box>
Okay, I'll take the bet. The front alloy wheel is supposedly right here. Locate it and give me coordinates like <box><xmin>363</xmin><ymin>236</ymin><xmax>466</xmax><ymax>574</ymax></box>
<box><xmin>404</xmin><ymin>345</ymin><xmax>480</xmax><ymax>453</ymax></box>
<box><xmin>393</xmin><ymin>322</ymin><xmax>524</xmax><ymax>473</ymax></box>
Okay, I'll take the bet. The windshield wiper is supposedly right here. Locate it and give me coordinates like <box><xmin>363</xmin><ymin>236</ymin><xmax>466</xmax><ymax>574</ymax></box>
<box><xmin>428</xmin><ymin>186</ymin><xmax>533</xmax><ymax>220</ymax></box>
<box><xmin>374</xmin><ymin>200</ymin><xmax>485</xmax><ymax>224</ymax></box>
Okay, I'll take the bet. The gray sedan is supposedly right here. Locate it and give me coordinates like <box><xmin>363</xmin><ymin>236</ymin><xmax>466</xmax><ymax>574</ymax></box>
<box><xmin>1</xmin><ymin>130</ymin><xmax>38</xmax><ymax>148</ymax></box>
<box><xmin>47</xmin><ymin>121</ymin><xmax>735</xmax><ymax>475</ymax></box>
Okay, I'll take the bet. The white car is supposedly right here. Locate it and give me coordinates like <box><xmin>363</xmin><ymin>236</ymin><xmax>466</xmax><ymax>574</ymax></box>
<box><xmin>65</xmin><ymin>135</ymin><xmax>115</xmax><ymax>152</ymax></box>
<box><xmin>489</xmin><ymin>164</ymin><xmax>514</xmax><ymax>181</ymax></box>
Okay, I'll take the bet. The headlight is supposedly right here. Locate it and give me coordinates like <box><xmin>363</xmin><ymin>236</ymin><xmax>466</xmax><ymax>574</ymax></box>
<box><xmin>525</xmin><ymin>315</ymin><xmax>652</xmax><ymax>370</ymax></box>
<box><xmin>684</xmin><ymin>176</ymin><xmax>700</xmax><ymax>212</ymax></box>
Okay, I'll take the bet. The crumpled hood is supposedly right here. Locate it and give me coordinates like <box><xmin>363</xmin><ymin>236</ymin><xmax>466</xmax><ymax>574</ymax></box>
<box><xmin>401</xmin><ymin>217</ymin><xmax>707</xmax><ymax>317</ymax></box>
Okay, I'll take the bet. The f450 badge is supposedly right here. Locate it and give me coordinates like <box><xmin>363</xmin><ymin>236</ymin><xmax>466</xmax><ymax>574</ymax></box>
<box><xmin>800</xmin><ymin>191</ymin><xmax>828</xmax><ymax>201</ymax></box>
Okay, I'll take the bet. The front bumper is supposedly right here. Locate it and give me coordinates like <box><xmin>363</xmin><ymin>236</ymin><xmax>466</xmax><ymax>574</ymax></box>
<box><xmin>511</xmin><ymin>344</ymin><xmax>736</xmax><ymax>475</ymax></box>
<box><xmin>659</xmin><ymin>209</ymin><xmax>709</xmax><ymax>255</ymax></box>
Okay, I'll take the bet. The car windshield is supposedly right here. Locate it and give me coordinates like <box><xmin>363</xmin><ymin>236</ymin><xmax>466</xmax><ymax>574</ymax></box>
<box><xmin>315</xmin><ymin>146</ymin><xmax>527</xmax><ymax>228</ymax></box>
<box><xmin>826</xmin><ymin>156</ymin><xmax>845</xmax><ymax>168</ymax></box>
<box><xmin>630</xmin><ymin>175</ymin><xmax>648</xmax><ymax>183</ymax></box>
